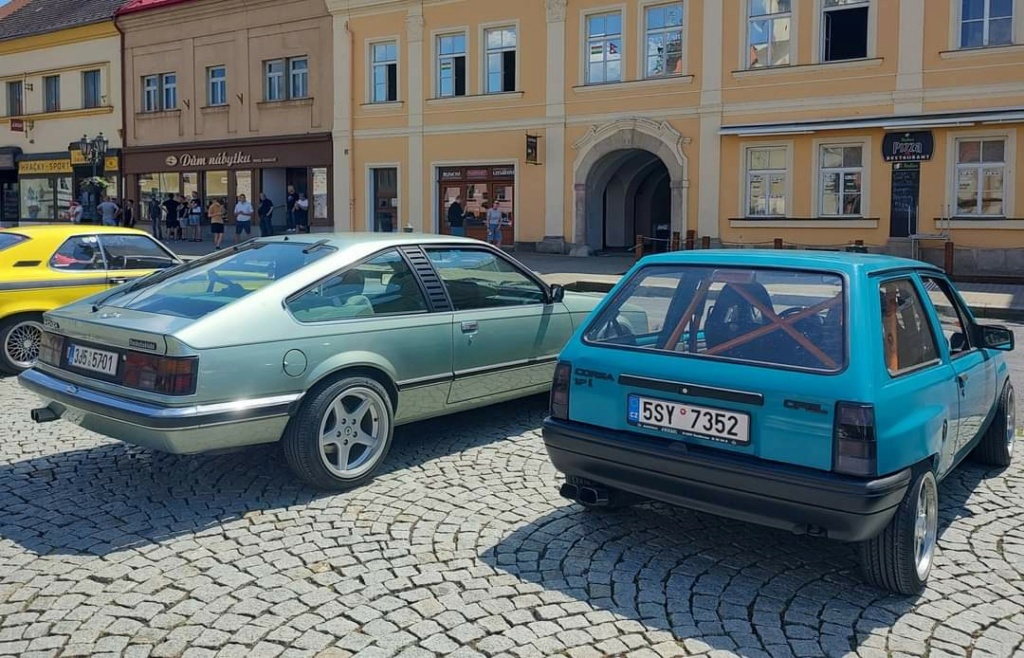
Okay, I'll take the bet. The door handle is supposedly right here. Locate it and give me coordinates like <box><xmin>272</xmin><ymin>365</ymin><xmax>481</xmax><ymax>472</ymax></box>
<box><xmin>460</xmin><ymin>321</ymin><xmax>478</xmax><ymax>333</ymax></box>
<box><xmin>109</xmin><ymin>277</ymin><xmax>129</xmax><ymax>285</ymax></box>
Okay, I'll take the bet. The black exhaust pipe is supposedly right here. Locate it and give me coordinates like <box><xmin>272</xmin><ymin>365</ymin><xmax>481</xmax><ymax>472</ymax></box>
<box><xmin>30</xmin><ymin>407</ymin><xmax>59</xmax><ymax>423</ymax></box>
<box><xmin>559</xmin><ymin>482</ymin><xmax>580</xmax><ymax>501</ymax></box>
<box><xmin>578</xmin><ymin>486</ymin><xmax>609</xmax><ymax>507</ymax></box>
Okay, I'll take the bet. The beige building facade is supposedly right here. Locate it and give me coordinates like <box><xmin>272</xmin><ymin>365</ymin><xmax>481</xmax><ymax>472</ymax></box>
<box><xmin>327</xmin><ymin>0</ymin><xmax>1024</xmax><ymax>275</ymax></box>
<box><xmin>117</xmin><ymin>0</ymin><xmax>335</xmax><ymax>228</ymax></box>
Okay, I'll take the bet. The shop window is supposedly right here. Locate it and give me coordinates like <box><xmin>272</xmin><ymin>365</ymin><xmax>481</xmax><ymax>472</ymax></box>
<box><xmin>645</xmin><ymin>3</ymin><xmax>684</xmax><ymax>78</ymax></box>
<box><xmin>142</xmin><ymin>73</ymin><xmax>176</xmax><ymax>112</ymax></box>
<box><xmin>138</xmin><ymin>172</ymin><xmax>181</xmax><ymax>223</ymax></box>
<box><xmin>371</xmin><ymin>168</ymin><xmax>398</xmax><ymax>232</ymax></box>
<box><xmin>822</xmin><ymin>0</ymin><xmax>869</xmax><ymax>62</ymax></box>
<box><xmin>82</xmin><ymin>70</ymin><xmax>101</xmax><ymax>109</ymax></box>
<box><xmin>819</xmin><ymin>145</ymin><xmax>863</xmax><ymax>216</ymax></box>
<box><xmin>586</xmin><ymin>12</ymin><xmax>622</xmax><ymax>84</ymax></box>
<box><xmin>208</xmin><ymin>66</ymin><xmax>227</xmax><ymax>106</ymax></box>
<box><xmin>747</xmin><ymin>0</ymin><xmax>791</xmax><ymax>68</ymax></box>
<box><xmin>44</xmin><ymin>75</ymin><xmax>60</xmax><ymax>113</ymax></box>
<box><xmin>955</xmin><ymin>138</ymin><xmax>1006</xmax><ymax>216</ymax></box>
<box><xmin>264</xmin><ymin>57</ymin><xmax>308</xmax><ymax>102</ymax></box>
<box><xmin>6</xmin><ymin>81</ymin><xmax>23</xmax><ymax>117</ymax></box>
<box><xmin>234</xmin><ymin>171</ymin><xmax>252</xmax><ymax>205</ymax></box>
<box><xmin>485</xmin><ymin>27</ymin><xmax>517</xmax><ymax>93</ymax></box>
<box><xmin>437</xmin><ymin>34</ymin><xmax>467</xmax><ymax>98</ymax></box>
<box><xmin>371</xmin><ymin>41</ymin><xmax>398</xmax><ymax>103</ymax></box>
<box><xmin>960</xmin><ymin>0</ymin><xmax>1013</xmax><ymax>48</ymax></box>
<box><xmin>879</xmin><ymin>278</ymin><xmax>939</xmax><ymax>376</ymax></box>
<box><xmin>746</xmin><ymin>146</ymin><xmax>787</xmax><ymax>217</ymax></box>
<box><xmin>20</xmin><ymin>177</ymin><xmax>55</xmax><ymax>221</ymax></box>
<box><xmin>204</xmin><ymin>171</ymin><xmax>229</xmax><ymax>202</ymax></box>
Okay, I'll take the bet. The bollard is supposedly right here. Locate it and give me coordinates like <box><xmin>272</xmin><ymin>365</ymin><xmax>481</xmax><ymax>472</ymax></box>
<box><xmin>944</xmin><ymin>241</ymin><xmax>954</xmax><ymax>276</ymax></box>
<box><xmin>773</xmin><ymin>238</ymin><xmax>784</xmax><ymax>250</ymax></box>
<box><xmin>685</xmin><ymin>230</ymin><xmax>695</xmax><ymax>250</ymax></box>
<box><xmin>671</xmin><ymin>232</ymin><xmax>681</xmax><ymax>251</ymax></box>
<box><xmin>700</xmin><ymin>235</ymin><xmax>710</xmax><ymax>249</ymax></box>
<box><xmin>635</xmin><ymin>234</ymin><xmax>644</xmax><ymax>262</ymax></box>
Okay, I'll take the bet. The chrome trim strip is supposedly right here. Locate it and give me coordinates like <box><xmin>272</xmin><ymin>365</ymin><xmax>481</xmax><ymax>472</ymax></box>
<box><xmin>618</xmin><ymin>374</ymin><xmax>765</xmax><ymax>407</ymax></box>
<box><xmin>452</xmin><ymin>355</ymin><xmax>558</xmax><ymax>380</ymax></box>
<box><xmin>19</xmin><ymin>368</ymin><xmax>302</xmax><ymax>430</ymax></box>
<box><xmin>0</xmin><ymin>277</ymin><xmax>110</xmax><ymax>292</ymax></box>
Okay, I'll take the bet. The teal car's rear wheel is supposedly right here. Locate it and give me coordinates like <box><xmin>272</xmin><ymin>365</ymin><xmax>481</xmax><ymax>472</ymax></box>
<box><xmin>860</xmin><ymin>468</ymin><xmax>938</xmax><ymax>595</ymax></box>
<box><xmin>972</xmin><ymin>382</ymin><xmax>1015</xmax><ymax>468</ymax></box>
<box><xmin>283</xmin><ymin>376</ymin><xmax>395</xmax><ymax>491</ymax></box>
<box><xmin>0</xmin><ymin>315</ymin><xmax>44</xmax><ymax>375</ymax></box>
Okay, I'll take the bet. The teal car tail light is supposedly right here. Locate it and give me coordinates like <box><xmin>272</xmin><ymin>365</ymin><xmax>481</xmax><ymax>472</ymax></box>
<box><xmin>834</xmin><ymin>402</ymin><xmax>876</xmax><ymax>477</ymax></box>
<box><xmin>550</xmin><ymin>361</ymin><xmax>572</xmax><ymax>420</ymax></box>
<box><xmin>123</xmin><ymin>352</ymin><xmax>198</xmax><ymax>396</ymax></box>
<box><xmin>38</xmin><ymin>331</ymin><xmax>64</xmax><ymax>367</ymax></box>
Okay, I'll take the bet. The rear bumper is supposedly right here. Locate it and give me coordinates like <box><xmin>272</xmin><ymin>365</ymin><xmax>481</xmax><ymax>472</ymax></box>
<box><xmin>19</xmin><ymin>367</ymin><xmax>300</xmax><ymax>454</ymax></box>
<box><xmin>542</xmin><ymin>418</ymin><xmax>912</xmax><ymax>542</ymax></box>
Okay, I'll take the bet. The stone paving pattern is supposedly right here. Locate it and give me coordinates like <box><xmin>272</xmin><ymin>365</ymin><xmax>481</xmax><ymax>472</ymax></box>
<box><xmin>1</xmin><ymin>358</ymin><xmax>1024</xmax><ymax>657</ymax></box>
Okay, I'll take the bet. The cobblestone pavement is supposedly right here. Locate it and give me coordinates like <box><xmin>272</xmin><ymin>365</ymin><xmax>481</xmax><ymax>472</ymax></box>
<box><xmin>1</xmin><ymin>368</ymin><xmax>1023</xmax><ymax>658</ymax></box>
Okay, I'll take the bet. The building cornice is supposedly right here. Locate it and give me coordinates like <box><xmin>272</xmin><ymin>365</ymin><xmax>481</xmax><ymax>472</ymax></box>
<box><xmin>325</xmin><ymin>0</ymin><xmax>451</xmax><ymax>16</ymax></box>
<box><xmin>0</xmin><ymin>21</ymin><xmax>118</xmax><ymax>55</ymax></box>
<box><xmin>119</xmin><ymin>0</ymin><xmax>327</xmax><ymax>30</ymax></box>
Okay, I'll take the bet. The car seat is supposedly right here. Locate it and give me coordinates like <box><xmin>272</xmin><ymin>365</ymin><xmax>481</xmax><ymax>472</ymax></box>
<box><xmin>703</xmin><ymin>282</ymin><xmax>775</xmax><ymax>360</ymax></box>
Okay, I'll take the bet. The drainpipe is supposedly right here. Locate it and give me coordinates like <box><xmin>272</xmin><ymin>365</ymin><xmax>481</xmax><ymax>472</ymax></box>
<box><xmin>113</xmin><ymin>15</ymin><xmax>127</xmax><ymax>202</ymax></box>
<box><xmin>345</xmin><ymin>17</ymin><xmax>354</xmax><ymax>230</ymax></box>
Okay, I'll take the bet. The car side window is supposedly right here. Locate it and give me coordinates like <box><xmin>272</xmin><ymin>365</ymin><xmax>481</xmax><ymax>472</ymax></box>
<box><xmin>49</xmin><ymin>235</ymin><xmax>104</xmax><ymax>271</ymax></box>
<box><xmin>920</xmin><ymin>276</ymin><xmax>973</xmax><ymax>357</ymax></box>
<box><xmin>99</xmin><ymin>234</ymin><xmax>179</xmax><ymax>271</ymax></box>
<box><xmin>425</xmin><ymin>248</ymin><xmax>546</xmax><ymax>310</ymax></box>
<box><xmin>879</xmin><ymin>278</ymin><xmax>941</xmax><ymax>376</ymax></box>
<box><xmin>288</xmin><ymin>249</ymin><xmax>427</xmax><ymax>323</ymax></box>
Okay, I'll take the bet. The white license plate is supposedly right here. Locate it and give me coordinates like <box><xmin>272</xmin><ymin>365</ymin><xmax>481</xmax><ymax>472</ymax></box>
<box><xmin>67</xmin><ymin>344</ymin><xmax>119</xmax><ymax>376</ymax></box>
<box><xmin>627</xmin><ymin>394</ymin><xmax>750</xmax><ymax>445</ymax></box>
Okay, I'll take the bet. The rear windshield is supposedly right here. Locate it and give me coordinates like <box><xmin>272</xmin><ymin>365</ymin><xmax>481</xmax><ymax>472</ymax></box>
<box><xmin>0</xmin><ymin>233</ymin><xmax>27</xmax><ymax>252</ymax></box>
<box><xmin>584</xmin><ymin>265</ymin><xmax>846</xmax><ymax>373</ymax></box>
<box><xmin>116</xmin><ymin>242</ymin><xmax>335</xmax><ymax>319</ymax></box>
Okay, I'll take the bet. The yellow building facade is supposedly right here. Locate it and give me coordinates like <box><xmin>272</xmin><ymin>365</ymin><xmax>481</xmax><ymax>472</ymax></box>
<box><xmin>327</xmin><ymin>0</ymin><xmax>1024</xmax><ymax>274</ymax></box>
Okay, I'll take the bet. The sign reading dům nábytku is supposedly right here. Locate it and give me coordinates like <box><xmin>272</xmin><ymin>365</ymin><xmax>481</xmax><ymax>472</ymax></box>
<box><xmin>883</xmin><ymin>131</ymin><xmax>934</xmax><ymax>162</ymax></box>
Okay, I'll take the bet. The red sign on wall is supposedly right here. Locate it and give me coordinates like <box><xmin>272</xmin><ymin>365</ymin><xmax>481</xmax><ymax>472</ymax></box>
<box><xmin>10</xmin><ymin>119</ymin><xmax>24</xmax><ymax>133</ymax></box>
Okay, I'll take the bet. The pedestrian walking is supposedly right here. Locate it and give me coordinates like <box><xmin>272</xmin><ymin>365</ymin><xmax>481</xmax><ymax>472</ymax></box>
<box><xmin>486</xmin><ymin>201</ymin><xmax>503</xmax><ymax>248</ymax></box>
<box><xmin>208</xmin><ymin>198</ymin><xmax>225</xmax><ymax>250</ymax></box>
<box><xmin>295</xmin><ymin>193</ymin><xmax>310</xmax><ymax>233</ymax></box>
<box><xmin>148</xmin><ymin>197</ymin><xmax>164</xmax><ymax>239</ymax></box>
<box><xmin>233</xmin><ymin>194</ymin><xmax>254</xmax><ymax>244</ymax></box>
<box><xmin>258</xmin><ymin>193</ymin><xmax>274</xmax><ymax>237</ymax></box>
<box><xmin>447</xmin><ymin>196</ymin><xmax>466</xmax><ymax>236</ymax></box>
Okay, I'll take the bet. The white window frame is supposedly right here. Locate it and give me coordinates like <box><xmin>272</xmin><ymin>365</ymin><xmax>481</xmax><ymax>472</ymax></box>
<box><xmin>265</xmin><ymin>59</ymin><xmax>285</xmax><ymax>101</ymax></box>
<box><xmin>142</xmin><ymin>75</ymin><xmax>160</xmax><ymax>112</ymax></box>
<box><xmin>952</xmin><ymin>135</ymin><xmax>1010</xmax><ymax>217</ymax></box>
<box><xmin>369</xmin><ymin>39</ymin><xmax>399</xmax><ymax>103</ymax></box>
<box><xmin>641</xmin><ymin>1</ymin><xmax>685</xmax><ymax>79</ymax></box>
<box><xmin>435</xmin><ymin>32</ymin><xmax>468</xmax><ymax>98</ymax></box>
<box><xmin>482</xmin><ymin>24</ymin><xmax>518</xmax><ymax>94</ymax></box>
<box><xmin>289</xmin><ymin>57</ymin><xmax>309</xmax><ymax>99</ymax></box>
<box><xmin>742</xmin><ymin>143</ymin><xmax>792</xmax><ymax>218</ymax></box>
<box><xmin>814</xmin><ymin>140</ymin><xmax>871</xmax><ymax>218</ymax></box>
<box><xmin>584</xmin><ymin>9</ymin><xmax>624</xmax><ymax>85</ymax></box>
<box><xmin>957</xmin><ymin>0</ymin><xmax>1016</xmax><ymax>48</ymax></box>
<box><xmin>207</xmin><ymin>66</ymin><xmax>227</xmax><ymax>106</ymax></box>
<box><xmin>746</xmin><ymin>0</ymin><xmax>793</xmax><ymax>69</ymax></box>
<box><xmin>819</xmin><ymin>0</ymin><xmax>873</xmax><ymax>62</ymax></box>
<box><xmin>161</xmin><ymin>73</ymin><xmax>177</xmax><ymax>110</ymax></box>
<box><xmin>948</xmin><ymin>0</ymin><xmax>1024</xmax><ymax>49</ymax></box>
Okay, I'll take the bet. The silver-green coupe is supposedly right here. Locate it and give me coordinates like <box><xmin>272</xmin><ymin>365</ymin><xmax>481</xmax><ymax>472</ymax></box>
<box><xmin>19</xmin><ymin>234</ymin><xmax>604</xmax><ymax>490</ymax></box>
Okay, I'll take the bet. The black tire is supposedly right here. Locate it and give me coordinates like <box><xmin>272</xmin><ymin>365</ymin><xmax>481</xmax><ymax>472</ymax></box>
<box><xmin>859</xmin><ymin>468</ymin><xmax>939</xmax><ymax>595</ymax></box>
<box><xmin>283</xmin><ymin>376</ymin><xmax>395</xmax><ymax>491</ymax></box>
<box><xmin>0</xmin><ymin>314</ymin><xmax>44</xmax><ymax>375</ymax></box>
<box><xmin>972</xmin><ymin>381</ymin><xmax>1015</xmax><ymax>468</ymax></box>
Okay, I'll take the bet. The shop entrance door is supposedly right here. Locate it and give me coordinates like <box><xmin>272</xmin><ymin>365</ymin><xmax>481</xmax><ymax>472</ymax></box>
<box><xmin>889</xmin><ymin>162</ymin><xmax>920</xmax><ymax>238</ymax></box>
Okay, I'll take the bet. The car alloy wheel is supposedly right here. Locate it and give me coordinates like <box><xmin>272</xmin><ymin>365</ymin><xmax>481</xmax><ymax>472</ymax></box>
<box><xmin>913</xmin><ymin>471</ymin><xmax>939</xmax><ymax>583</ymax></box>
<box><xmin>317</xmin><ymin>386</ymin><xmax>391</xmax><ymax>480</ymax></box>
<box><xmin>3</xmin><ymin>318</ymin><xmax>43</xmax><ymax>370</ymax></box>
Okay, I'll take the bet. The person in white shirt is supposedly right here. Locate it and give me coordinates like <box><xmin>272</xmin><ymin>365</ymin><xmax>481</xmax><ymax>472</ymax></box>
<box><xmin>68</xmin><ymin>201</ymin><xmax>83</xmax><ymax>224</ymax></box>
<box><xmin>233</xmin><ymin>194</ymin><xmax>254</xmax><ymax>244</ymax></box>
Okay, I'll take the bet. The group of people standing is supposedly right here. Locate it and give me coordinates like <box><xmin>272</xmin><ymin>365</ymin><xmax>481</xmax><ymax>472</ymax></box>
<box><xmin>145</xmin><ymin>186</ymin><xmax>310</xmax><ymax>250</ymax></box>
<box><xmin>67</xmin><ymin>197</ymin><xmax>136</xmax><ymax>227</ymax></box>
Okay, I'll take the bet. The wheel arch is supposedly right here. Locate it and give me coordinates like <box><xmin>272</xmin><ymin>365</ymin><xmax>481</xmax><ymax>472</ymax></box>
<box><xmin>296</xmin><ymin>362</ymin><xmax>400</xmax><ymax>415</ymax></box>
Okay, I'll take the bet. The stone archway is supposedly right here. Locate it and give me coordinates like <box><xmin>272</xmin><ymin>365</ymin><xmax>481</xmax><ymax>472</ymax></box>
<box><xmin>571</xmin><ymin>118</ymin><xmax>689</xmax><ymax>256</ymax></box>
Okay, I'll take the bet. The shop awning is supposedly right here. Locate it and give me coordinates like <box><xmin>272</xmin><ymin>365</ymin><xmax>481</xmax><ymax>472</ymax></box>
<box><xmin>719</xmin><ymin>108</ymin><xmax>1024</xmax><ymax>136</ymax></box>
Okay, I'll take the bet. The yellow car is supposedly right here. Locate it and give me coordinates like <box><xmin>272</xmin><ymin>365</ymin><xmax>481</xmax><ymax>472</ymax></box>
<box><xmin>0</xmin><ymin>225</ymin><xmax>181</xmax><ymax>374</ymax></box>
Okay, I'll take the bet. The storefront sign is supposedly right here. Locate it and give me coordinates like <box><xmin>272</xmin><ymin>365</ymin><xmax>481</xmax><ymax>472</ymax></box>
<box><xmin>165</xmin><ymin>151</ymin><xmax>278</xmax><ymax>169</ymax></box>
<box><xmin>123</xmin><ymin>136</ymin><xmax>331</xmax><ymax>174</ymax></box>
<box><xmin>69</xmin><ymin>150</ymin><xmax>120</xmax><ymax>171</ymax></box>
<box><xmin>18</xmin><ymin>159</ymin><xmax>73</xmax><ymax>174</ymax></box>
<box><xmin>0</xmin><ymin>153</ymin><xmax>14</xmax><ymax>169</ymax></box>
<box><xmin>883</xmin><ymin>131</ymin><xmax>934</xmax><ymax>162</ymax></box>
<box><xmin>491</xmin><ymin>166</ymin><xmax>515</xmax><ymax>178</ymax></box>
<box><xmin>465</xmin><ymin>168</ymin><xmax>489</xmax><ymax>179</ymax></box>
<box><xmin>104</xmin><ymin>156</ymin><xmax>119</xmax><ymax>172</ymax></box>
<box><xmin>439</xmin><ymin>168</ymin><xmax>462</xmax><ymax>181</ymax></box>
<box><xmin>10</xmin><ymin>120</ymin><xmax>24</xmax><ymax>133</ymax></box>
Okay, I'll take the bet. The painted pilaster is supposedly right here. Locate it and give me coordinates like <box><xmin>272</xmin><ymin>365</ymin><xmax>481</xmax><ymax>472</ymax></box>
<box><xmin>542</xmin><ymin>0</ymin><xmax>568</xmax><ymax>252</ymax></box>
<box><xmin>406</xmin><ymin>8</ymin><xmax>425</xmax><ymax>232</ymax></box>
<box><xmin>698</xmin><ymin>0</ymin><xmax>724</xmax><ymax>242</ymax></box>
<box><xmin>894</xmin><ymin>0</ymin><xmax>925</xmax><ymax>114</ymax></box>
<box><xmin>331</xmin><ymin>12</ymin><xmax>353</xmax><ymax>231</ymax></box>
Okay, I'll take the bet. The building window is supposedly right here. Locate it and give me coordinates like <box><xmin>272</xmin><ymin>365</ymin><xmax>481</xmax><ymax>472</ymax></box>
<box><xmin>437</xmin><ymin>34</ymin><xmax>467</xmax><ymax>98</ymax></box>
<box><xmin>485</xmin><ymin>27</ymin><xmax>517</xmax><ymax>93</ymax></box>
<box><xmin>960</xmin><ymin>0</ymin><xmax>1013</xmax><ymax>48</ymax></box>
<box><xmin>955</xmin><ymin>138</ymin><xmax>1006</xmax><ymax>216</ymax></box>
<box><xmin>142</xmin><ymin>73</ymin><xmax>176</xmax><ymax>112</ymax></box>
<box><xmin>822</xmin><ymin>0</ymin><xmax>869</xmax><ymax>61</ymax></box>
<box><xmin>6</xmin><ymin>81</ymin><xmax>23</xmax><ymax>116</ymax></box>
<box><xmin>162</xmin><ymin>73</ymin><xmax>177</xmax><ymax>110</ymax></box>
<box><xmin>44</xmin><ymin>75</ymin><xmax>60</xmax><ymax>113</ymax></box>
<box><xmin>142</xmin><ymin>75</ymin><xmax>159</xmax><ymax>112</ymax></box>
<box><xmin>82</xmin><ymin>70</ymin><xmax>101</xmax><ymax>109</ymax></box>
<box><xmin>208</xmin><ymin>66</ymin><xmax>227</xmax><ymax>106</ymax></box>
<box><xmin>748</xmin><ymin>0</ymin><xmax>791</xmax><ymax>68</ymax></box>
<box><xmin>371</xmin><ymin>167</ymin><xmax>398</xmax><ymax>232</ymax></box>
<box><xmin>819</xmin><ymin>145</ymin><xmax>863</xmax><ymax>216</ymax></box>
<box><xmin>371</xmin><ymin>41</ymin><xmax>398</xmax><ymax>103</ymax></box>
<box><xmin>586</xmin><ymin>12</ymin><xmax>623</xmax><ymax>84</ymax></box>
<box><xmin>746</xmin><ymin>146</ymin><xmax>787</xmax><ymax>216</ymax></box>
<box><xmin>290</xmin><ymin>58</ymin><xmax>309</xmax><ymax>99</ymax></box>
<box><xmin>265</xmin><ymin>60</ymin><xmax>285</xmax><ymax>101</ymax></box>
<box><xmin>645</xmin><ymin>3</ymin><xmax>684</xmax><ymax>78</ymax></box>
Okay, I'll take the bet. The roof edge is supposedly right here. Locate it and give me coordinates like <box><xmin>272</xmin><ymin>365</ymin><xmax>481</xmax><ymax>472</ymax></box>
<box><xmin>116</xmin><ymin>0</ymin><xmax>196</xmax><ymax>17</ymax></box>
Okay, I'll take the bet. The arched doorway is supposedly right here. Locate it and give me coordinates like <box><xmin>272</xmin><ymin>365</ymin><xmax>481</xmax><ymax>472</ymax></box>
<box><xmin>572</xmin><ymin>118</ymin><xmax>688</xmax><ymax>256</ymax></box>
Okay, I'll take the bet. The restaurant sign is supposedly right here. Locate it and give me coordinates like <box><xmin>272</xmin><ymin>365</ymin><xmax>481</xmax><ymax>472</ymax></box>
<box><xmin>883</xmin><ymin>131</ymin><xmax>934</xmax><ymax>162</ymax></box>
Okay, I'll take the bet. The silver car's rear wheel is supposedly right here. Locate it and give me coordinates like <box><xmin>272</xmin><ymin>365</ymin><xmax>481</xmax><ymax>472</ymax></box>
<box><xmin>0</xmin><ymin>316</ymin><xmax>43</xmax><ymax>374</ymax></box>
<box><xmin>283</xmin><ymin>375</ymin><xmax>395</xmax><ymax>491</ymax></box>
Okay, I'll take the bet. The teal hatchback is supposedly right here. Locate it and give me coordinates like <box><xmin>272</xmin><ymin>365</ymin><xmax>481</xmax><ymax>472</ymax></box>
<box><xmin>543</xmin><ymin>250</ymin><xmax>1015</xmax><ymax>595</ymax></box>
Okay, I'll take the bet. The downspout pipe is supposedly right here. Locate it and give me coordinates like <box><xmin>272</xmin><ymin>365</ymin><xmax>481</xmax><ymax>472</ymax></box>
<box><xmin>345</xmin><ymin>17</ymin><xmax>355</xmax><ymax>229</ymax></box>
<box><xmin>113</xmin><ymin>14</ymin><xmax>127</xmax><ymax>203</ymax></box>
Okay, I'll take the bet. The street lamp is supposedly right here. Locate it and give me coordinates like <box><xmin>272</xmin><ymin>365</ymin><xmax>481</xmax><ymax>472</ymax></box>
<box><xmin>76</xmin><ymin>133</ymin><xmax>109</xmax><ymax>223</ymax></box>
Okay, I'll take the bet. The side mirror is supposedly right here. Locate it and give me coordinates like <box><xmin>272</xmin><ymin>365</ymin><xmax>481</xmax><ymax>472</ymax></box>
<box><xmin>976</xmin><ymin>324</ymin><xmax>1015</xmax><ymax>351</ymax></box>
<box><xmin>548</xmin><ymin>284</ymin><xmax>565</xmax><ymax>304</ymax></box>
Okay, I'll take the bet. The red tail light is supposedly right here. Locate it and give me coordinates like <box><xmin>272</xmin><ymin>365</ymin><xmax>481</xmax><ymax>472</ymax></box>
<box><xmin>123</xmin><ymin>352</ymin><xmax>198</xmax><ymax>396</ymax></box>
<box><xmin>834</xmin><ymin>402</ymin><xmax>876</xmax><ymax>477</ymax></box>
<box><xmin>550</xmin><ymin>361</ymin><xmax>572</xmax><ymax>420</ymax></box>
<box><xmin>38</xmin><ymin>331</ymin><xmax>65</xmax><ymax>367</ymax></box>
